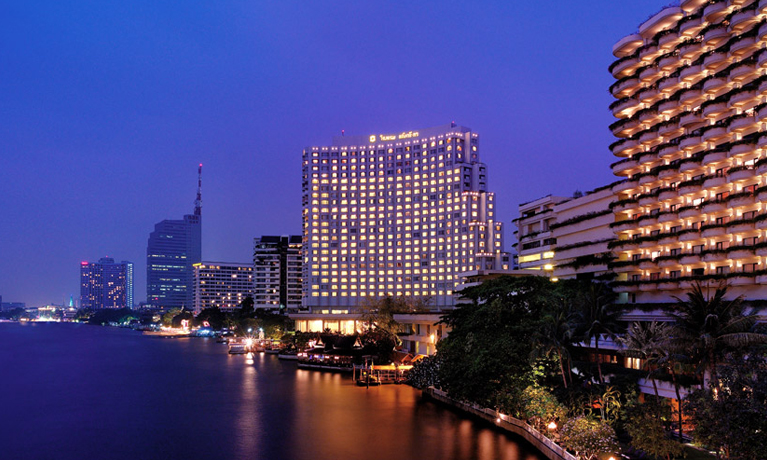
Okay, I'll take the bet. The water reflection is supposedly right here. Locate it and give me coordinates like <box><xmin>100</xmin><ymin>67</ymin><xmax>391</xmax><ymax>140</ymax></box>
<box><xmin>0</xmin><ymin>324</ymin><xmax>546</xmax><ymax>460</ymax></box>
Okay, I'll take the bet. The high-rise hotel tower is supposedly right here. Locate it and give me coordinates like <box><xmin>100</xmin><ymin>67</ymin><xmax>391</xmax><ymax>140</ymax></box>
<box><xmin>300</xmin><ymin>124</ymin><xmax>508</xmax><ymax>314</ymax></box>
<box><xmin>609</xmin><ymin>1</ymin><xmax>767</xmax><ymax>304</ymax></box>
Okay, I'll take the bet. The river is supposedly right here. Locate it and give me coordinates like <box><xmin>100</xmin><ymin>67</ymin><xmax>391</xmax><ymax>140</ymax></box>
<box><xmin>0</xmin><ymin>322</ymin><xmax>545</xmax><ymax>460</ymax></box>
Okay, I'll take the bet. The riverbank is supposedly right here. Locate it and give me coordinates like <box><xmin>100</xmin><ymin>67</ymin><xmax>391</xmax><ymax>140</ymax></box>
<box><xmin>423</xmin><ymin>387</ymin><xmax>575</xmax><ymax>460</ymax></box>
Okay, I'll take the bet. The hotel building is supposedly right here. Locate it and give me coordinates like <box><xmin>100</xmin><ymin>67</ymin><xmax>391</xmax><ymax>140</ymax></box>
<box><xmin>608</xmin><ymin>0</ymin><xmax>767</xmax><ymax>304</ymax></box>
<box><xmin>253</xmin><ymin>235</ymin><xmax>303</xmax><ymax>311</ymax></box>
<box><xmin>294</xmin><ymin>123</ymin><xmax>509</xmax><ymax>336</ymax></box>
<box><xmin>514</xmin><ymin>188</ymin><xmax>615</xmax><ymax>281</ymax></box>
<box><xmin>80</xmin><ymin>258</ymin><xmax>134</xmax><ymax>309</ymax></box>
<box><xmin>192</xmin><ymin>262</ymin><xmax>254</xmax><ymax>314</ymax></box>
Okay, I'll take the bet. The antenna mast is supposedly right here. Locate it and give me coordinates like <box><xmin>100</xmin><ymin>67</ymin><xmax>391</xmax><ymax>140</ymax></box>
<box><xmin>194</xmin><ymin>164</ymin><xmax>202</xmax><ymax>216</ymax></box>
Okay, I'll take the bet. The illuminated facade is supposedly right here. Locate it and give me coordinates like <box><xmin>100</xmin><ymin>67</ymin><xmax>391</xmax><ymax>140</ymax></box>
<box><xmin>299</xmin><ymin>123</ymin><xmax>508</xmax><ymax>314</ymax></box>
<box><xmin>609</xmin><ymin>0</ymin><xmax>767</xmax><ymax>304</ymax></box>
<box><xmin>515</xmin><ymin>195</ymin><xmax>567</xmax><ymax>273</ymax></box>
<box><xmin>253</xmin><ymin>235</ymin><xmax>302</xmax><ymax>311</ymax></box>
<box><xmin>80</xmin><ymin>258</ymin><xmax>134</xmax><ymax>309</ymax></box>
<box><xmin>192</xmin><ymin>262</ymin><xmax>254</xmax><ymax>314</ymax></box>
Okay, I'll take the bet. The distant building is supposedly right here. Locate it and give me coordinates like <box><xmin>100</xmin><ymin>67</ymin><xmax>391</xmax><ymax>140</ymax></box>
<box><xmin>192</xmin><ymin>262</ymin><xmax>254</xmax><ymax>314</ymax></box>
<box><xmin>146</xmin><ymin>165</ymin><xmax>203</xmax><ymax>310</ymax></box>
<box><xmin>252</xmin><ymin>235</ymin><xmax>302</xmax><ymax>311</ymax></box>
<box><xmin>0</xmin><ymin>300</ymin><xmax>26</xmax><ymax>311</ymax></box>
<box><xmin>80</xmin><ymin>258</ymin><xmax>134</xmax><ymax>309</ymax></box>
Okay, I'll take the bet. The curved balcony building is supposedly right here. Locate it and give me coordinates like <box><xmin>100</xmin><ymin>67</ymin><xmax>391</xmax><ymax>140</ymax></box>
<box><xmin>609</xmin><ymin>0</ymin><xmax>767</xmax><ymax>303</ymax></box>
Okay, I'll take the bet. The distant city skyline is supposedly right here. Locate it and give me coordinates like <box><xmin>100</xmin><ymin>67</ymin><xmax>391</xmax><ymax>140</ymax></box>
<box><xmin>0</xmin><ymin>1</ymin><xmax>671</xmax><ymax>306</ymax></box>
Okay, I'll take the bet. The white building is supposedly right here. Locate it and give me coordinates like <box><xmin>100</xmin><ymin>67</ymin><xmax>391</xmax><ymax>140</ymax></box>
<box><xmin>192</xmin><ymin>262</ymin><xmax>254</xmax><ymax>314</ymax></box>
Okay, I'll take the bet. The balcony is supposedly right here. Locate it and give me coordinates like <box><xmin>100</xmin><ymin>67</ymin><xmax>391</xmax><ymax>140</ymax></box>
<box><xmin>679</xmin><ymin>111</ymin><xmax>703</xmax><ymax>127</ymax></box>
<box><xmin>613</xmin><ymin>33</ymin><xmax>643</xmax><ymax>58</ymax></box>
<box><xmin>611</xmin><ymin>77</ymin><xmax>640</xmax><ymax>98</ymax></box>
<box><xmin>611</xmin><ymin>118</ymin><xmax>640</xmax><ymax>137</ymax></box>
<box><xmin>729</xmin><ymin>142</ymin><xmax>755</xmax><ymax>159</ymax></box>
<box><xmin>638</xmin><ymin>87</ymin><xmax>660</xmax><ymax>104</ymax></box>
<box><xmin>639</xmin><ymin>66</ymin><xmax>660</xmax><ymax>83</ymax></box>
<box><xmin>680</xmin><ymin>63</ymin><xmax>702</xmax><ymax>81</ymax></box>
<box><xmin>728</xmin><ymin>192</ymin><xmax>756</xmax><ymax>207</ymax></box>
<box><xmin>680</xmin><ymin>88</ymin><xmax>703</xmax><ymax>105</ymax></box>
<box><xmin>727</xmin><ymin>220</ymin><xmax>756</xmax><ymax>234</ymax></box>
<box><xmin>658</xmin><ymin>53</ymin><xmax>678</xmax><ymax>71</ymax></box>
<box><xmin>680</xmin><ymin>206</ymin><xmax>700</xmax><ymax>218</ymax></box>
<box><xmin>729</xmin><ymin>90</ymin><xmax>756</xmax><ymax>109</ymax></box>
<box><xmin>729</xmin><ymin>62</ymin><xmax>756</xmax><ymax>82</ymax></box>
<box><xmin>702</xmin><ymin>149</ymin><xmax>727</xmax><ymax>166</ymax></box>
<box><xmin>639</xmin><ymin>130</ymin><xmax>660</xmax><ymax>145</ymax></box>
<box><xmin>612</xmin><ymin>220</ymin><xmax>638</xmax><ymax>232</ymax></box>
<box><xmin>659</xmin><ymin>75</ymin><xmax>681</xmax><ymax>93</ymax></box>
<box><xmin>611</xmin><ymin>56</ymin><xmax>640</xmax><ymax>79</ymax></box>
<box><xmin>730</xmin><ymin>8</ymin><xmax>758</xmax><ymax>33</ymax></box>
<box><xmin>658</xmin><ymin>144</ymin><xmax>680</xmax><ymax>158</ymax></box>
<box><xmin>728</xmin><ymin>247</ymin><xmax>755</xmax><ymax>259</ymax></box>
<box><xmin>612</xmin><ymin>138</ymin><xmax>639</xmax><ymax>156</ymax></box>
<box><xmin>702</xmin><ymin>226</ymin><xmax>726</xmax><ymax>238</ymax></box>
<box><xmin>639</xmin><ymin>7</ymin><xmax>683</xmax><ymax>39</ymax></box>
<box><xmin>728</xmin><ymin>115</ymin><xmax>756</xmax><ymax>134</ymax></box>
<box><xmin>612</xmin><ymin>178</ymin><xmax>639</xmax><ymax>193</ymax></box>
<box><xmin>702</xmin><ymin>101</ymin><xmax>727</xmax><ymax>118</ymax></box>
<box><xmin>728</xmin><ymin>167</ymin><xmax>756</xmax><ymax>182</ymax></box>
<box><xmin>758</xmin><ymin>161</ymin><xmax>767</xmax><ymax>175</ymax></box>
<box><xmin>680</xmin><ymin>158</ymin><xmax>703</xmax><ymax>173</ymax></box>
<box><xmin>659</xmin><ymin>122</ymin><xmax>683</xmax><ymax>137</ymax></box>
<box><xmin>702</xmin><ymin>175</ymin><xmax>726</xmax><ymax>189</ymax></box>
<box><xmin>758</xmin><ymin>104</ymin><xmax>767</xmax><ymax>122</ymax></box>
<box><xmin>612</xmin><ymin>97</ymin><xmax>639</xmax><ymax>118</ymax></box>
<box><xmin>701</xmin><ymin>199</ymin><xmax>727</xmax><ymax>213</ymax></box>
<box><xmin>678</xmin><ymin>181</ymin><xmax>703</xmax><ymax>195</ymax></box>
<box><xmin>611</xmin><ymin>158</ymin><xmax>639</xmax><ymax>176</ymax></box>
<box><xmin>638</xmin><ymin>194</ymin><xmax>658</xmax><ymax>206</ymax></box>
<box><xmin>681</xmin><ymin>14</ymin><xmax>704</xmax><ymax>36</ymax></box>
<box><xmin>701</xmin><ymin>125</ymin><xmax>728</xmax><ymax>143</ymax></box>
<box><xmin>703</xmin><ymin>76</ymin><xmax>727</xmax><ymax>93</ymax></box>
<box><xmin>703</xmin><ymin>2</ymin><xmax>729</xmax><ymax>24</ymax></box>
<box><xmin>658</xmin><ymin>168</ymin><xmax>678</xmax><ymax>180</ymax></box>
<box><xmin>761</xmin><ymin>21</ymin><xmax>767</xmax><ymax>41</ymax></box>
<box><xmin>659</xmin><ymin>210</ymin><xmax>677</xmax><ymax>221</ymax></box>
<box><xmin>638</xmin><ymin>108</ymin><xmax>659</xmax><ymax>123</ymax></box>
<box><xmin>758</xmin><ymin>187</ymin><xmax>767</xmax><ymax>202</ymax></box>
<box><xmin>639</xmin><ymin>260</ymin><xmax>656</xmax><ymax>270</ymax></box>
<box><xmin>679</xmin><ymin>135</ymin><xmax>702</xmax><ymax>151</ymax></box>
<box><xmin>730</xmin><ymin>35</ymin><xmax>758</xmax><ymax>57</ymax></box>
<box><xmin>729</xmin><ymin>274</ymin><xmax>755</xmax><ymax>286</ymax></box>
<box><xmin>703</xmin><ymin>251</ymin><xmax>726</xmax><ymax>262</ymax></box>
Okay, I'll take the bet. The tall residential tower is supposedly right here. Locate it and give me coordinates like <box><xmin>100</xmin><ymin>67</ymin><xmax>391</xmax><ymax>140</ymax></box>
<box><xmin>146</xmin><ymin>165</ymin><xmax>203</xmax><ymax>309</ymax></box>
<box><xmin>80</xmin><ymin>257</ymin><xmax>134</xmax><ymax>309</ymax></box>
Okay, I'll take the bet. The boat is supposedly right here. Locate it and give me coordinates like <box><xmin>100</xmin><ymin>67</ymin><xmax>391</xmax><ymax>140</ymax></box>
<box><xmin>277</xmin><ymin>351</ymin><xmax>298</xmax><ymax>360</ymax></box>
<box><xmin>228</xmin><ymin>343</ymin><xmax>248</xmax><ymax>354</ymax></box>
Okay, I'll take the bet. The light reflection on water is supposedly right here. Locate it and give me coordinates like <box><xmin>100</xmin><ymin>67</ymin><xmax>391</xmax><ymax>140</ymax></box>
<box><xmin>0</xmin><ymin>323</ymin><xmax>546</xmax><ymax>460</ymax></box>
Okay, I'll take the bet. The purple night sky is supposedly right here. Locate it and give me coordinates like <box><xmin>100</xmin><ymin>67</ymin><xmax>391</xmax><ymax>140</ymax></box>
<box><xmin>0</xmin><ymin>1</ymin><xmax>670</xmax><ymax>307</ymax></box>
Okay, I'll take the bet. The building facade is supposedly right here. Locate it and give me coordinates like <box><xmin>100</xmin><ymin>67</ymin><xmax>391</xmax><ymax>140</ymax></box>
<box><xmin>253</xmin><ymin>235</ymin><xmax>302</xmax><ymax>311</ymax></box>
<box><xmin>294</xmin><ymin>123</ymin><xmax>509</xmax><ymax>335</ymax></box>
<box><xmin>80</xmin><ymin>257</ymin><xmax>134</xmax><ymax>309</ymax></box>
<box><xmin>146</xmin><ymin>166</ymin><xmax>203</xmax><ymax>310</ymax></box>
<box><xmin>608</xmin><ymin>0</ymin><xmax>767</xmax><ymax>304</ymax></box>
<box><xmin>514</xmin><ymin>195</ymin><xmax>568</xmax><ymax>273</ymax></box>
<box><xmin>192</xmin><ymin>262</ymin><xmax>254</xmax><ymax>314</ymax></box>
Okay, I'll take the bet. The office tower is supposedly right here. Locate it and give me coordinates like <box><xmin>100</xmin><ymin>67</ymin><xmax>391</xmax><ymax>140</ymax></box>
<box><xmin>192</xmin><ymin>262</ymin><xmax>254</xmax><ymax>314</ymax></box>
<box><xmin>295</xmin><ymin>123</ymin><xmax>508</xmax><ymax>333</ymax></box>
<box><xmin>80</xmin><ymin>257</ymin><xmax>134</xmax><ymax>309</ymax></box>
<box><xmin>253</xmin><ymin>235</ymin><xmax>302</xmax><ymax>311</ymax></box>
<box><xmin>608</xmin><ymin>1</ymin><xmax>767</xmax><ymax>304</ymax></box>
<box><xmin>146</xmin><ymin>165</ymin><xmax>203</xmax><ymax>310</ymax></box>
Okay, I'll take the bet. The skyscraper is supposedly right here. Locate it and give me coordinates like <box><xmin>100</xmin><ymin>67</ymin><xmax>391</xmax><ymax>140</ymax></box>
<box><xmin>80</xmin><ymin>257</ymin><xmax>134</xmax><ymax>309</ymax></box>
<box><xmin>296</xmin><ymin>124</ymin><xmax>508</xmax><ymax>331</ymax></box>
<box><xmin>253</xmin><ymin>235</ymin><xmax>302</xmax><ymax>311</ymax></box>
<box><xmin>192</xmin><ymin>262</ymin><xmax>254</xmax><ymax>314</ymax></box>
<box><xmin>146</xmin><ymin>165</ymin><xmax>202</xmax><ymax>309</ymax></box>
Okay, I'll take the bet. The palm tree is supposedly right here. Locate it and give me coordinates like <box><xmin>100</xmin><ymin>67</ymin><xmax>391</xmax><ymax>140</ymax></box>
<box><xmin>577</xmin><ymin>283</ymin><xmax>624</xmax><ymax>384</ymax></box>
<box><xmin>619</xmin><ymin>321</ymin><xmax>672</xmax><ymax>399</ymax></box>
<box><xmin>669</xmin><ymin>281</ymin><xmax>767</xmax><ymax>386</ymax></box>
<box><xmin>533</xmin><ymin>300</ymin><xmax>578</xmax><ymax>388</ymax></box>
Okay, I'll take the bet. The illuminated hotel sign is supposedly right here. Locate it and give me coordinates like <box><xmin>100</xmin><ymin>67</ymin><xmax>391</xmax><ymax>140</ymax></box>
<box><xmin>369</xmin><ymin>131</ymin><xmax>420</xmax><ymax>143</ymax></box>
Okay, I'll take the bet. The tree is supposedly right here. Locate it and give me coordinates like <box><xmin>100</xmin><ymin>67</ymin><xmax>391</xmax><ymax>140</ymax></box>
<box><xmin>625</xmin><ymin>401</ymin><xmax>683</xmax><ymax>460</ymax></box>
<box><xmin>438</xmin><ymin>276</ymin><xmax>558</xmax><ymax>413</ymax></box>
<box><xmin>533</xmin><ymin>300</ymin><xmax>578</xmax><ymax>388</ymax></box>
<box><xmin>559</xmin><ymin>415</ymin><xmax>619</xmax><ymax>460</ymax></box>
<box><xmin>520</xmin><ymin>384</ymin><xmax>566</xmax><ymax>432</ymax></box>
<box><xmin>684</xmin><ymin>352</ymin><xmax>767</xmax><ymax>460</ymax></box>
<box><xmin>576</xmin><ymin>282</ymin><xmax>623</xmax><ymax>383</ymax></box>
<box><xmin>669</xmin><ymin>282</ymin><xmax>767</xmax><ymax>386</ymax></box>
<box><xmin>237</xmin><ymin>296</ymin><xmax>255</xmax><ymax>320</ymax></box>
<box><xmin>359</xmin><ymin>295</ymin><xmax>430</xmax><ymax>346</ymax></box>
<box><xmin>619</xmin><ymin>321</ymin><xmax>672</xmax><ymax>399</ymax></box>
<box><xmin>407</xmin><ymin>355</ymin><xmax>442</xmax><ymax>390</ymax></box>
<box><xmin>194</xmin><ymin>307</ymin><xmax>227</xmax><ymax>330</ymax></box>
<box><xmin>161</xmin><ymin>308</ymin><xmax>181</xmax><ymax>327</ymax></box>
